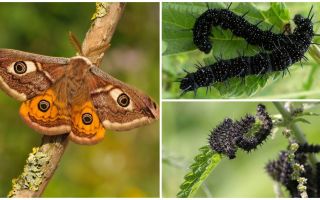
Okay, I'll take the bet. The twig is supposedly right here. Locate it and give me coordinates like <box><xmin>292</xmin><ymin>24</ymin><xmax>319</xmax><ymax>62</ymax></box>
<box><xmin>8</xmin><ymin>135</ymin><xmax>69</xmax><ymax>197</ymax></box>
<box><xmin>82</xmin><ymin>2</ymin><xmax>126</xmax><ymax>66</ymax></box>
<box><xmin>8</xmin><ymin>3</ymin><xmax>125</xmax><ymax>197</ymax></box>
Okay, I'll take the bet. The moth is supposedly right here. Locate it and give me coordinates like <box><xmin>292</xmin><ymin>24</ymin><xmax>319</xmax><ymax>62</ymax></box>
<box><xmin>0</xmin><ymin>49</ymin><xmax>159</xmax><ymax>144</ymax></box>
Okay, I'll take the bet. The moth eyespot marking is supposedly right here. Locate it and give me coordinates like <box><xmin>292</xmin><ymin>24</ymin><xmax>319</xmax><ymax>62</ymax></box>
<box><xmin>38</xmin><ymin>100</ymin><xmax>50</xmax><ymax>112</ymax></box>
<box><xmin>8</xmin><ymin>61</ymin><xmax>37</xmax><ymax>76</ymax></box>
<box><xmin>14</xmin><ymin>61</ymin><xmax>27</xmax><ymax>74</ymax></box>
<box><xmin>82</xmin><ymin>113</ymin><xmax>93</xmax><ymax>125</ymax></box>
<box><xmin>117</xmin><ymin>93</ymin><xmax>130</xmax><ymax>107</ymax></box>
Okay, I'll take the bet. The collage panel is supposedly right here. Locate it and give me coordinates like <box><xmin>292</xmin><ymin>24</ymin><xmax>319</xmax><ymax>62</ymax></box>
<box><xmin>0</xmin><ymin>2</ymin><xmax>159</xmax><ymax>197</ymax></box>
<box><xmin>162</xmin><ymin>2</ymin><xmax>320</xmax><ymax>99</ymax></box>
<box><xmin>162</xmin><ymin>102</ymin><xmax>320</xmax><ymax>198</ymax></box>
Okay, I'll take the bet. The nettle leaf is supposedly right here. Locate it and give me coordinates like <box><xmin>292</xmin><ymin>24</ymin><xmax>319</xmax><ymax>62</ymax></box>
<box><xmin>176</xmin><ymin>145</ymin><xmax>222</xmax><ymax>198</ymax></box>
<box><xmin>162</xmin><ymin>2</ymin><xmax>294</xmax><ymax>98</ymax></box>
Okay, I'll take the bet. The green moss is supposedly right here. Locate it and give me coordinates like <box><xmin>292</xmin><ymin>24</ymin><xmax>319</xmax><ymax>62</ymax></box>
<box><xmin>7</xmin><ymin>147</ymin><xmax>50</xmax><ymax>197</ymax></box>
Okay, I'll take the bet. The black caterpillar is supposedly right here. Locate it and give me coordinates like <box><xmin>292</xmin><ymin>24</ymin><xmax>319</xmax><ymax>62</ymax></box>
<box><xmin>209</xmin><ymin>104</ymin><xmax>273</xmax><ymax>159</ymax></box>
<box><xmin>266</xmin><ymin>143</ymin><xmax>320</xmax><ymax>197</ymax></box>
<box><xmin>179</xmin><ymin>5</ymin><xmax>316</xmax><ymax>96</ymax></box>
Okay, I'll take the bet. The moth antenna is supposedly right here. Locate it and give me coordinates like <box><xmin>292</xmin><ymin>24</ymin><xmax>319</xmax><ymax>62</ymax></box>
<box><xmin>308</xmin><ymin>5</ymin><xmax>314</xmax><ymax>19</ymax></box>
<box><xmin>227</xmin><ymin>2</ymin><xmax>233</xmax><ymax>10</ymax></box>
<box><xmin>68</xmin><ymin>31</ymin><xmax>84</xmax><ymax>56</ymax></box>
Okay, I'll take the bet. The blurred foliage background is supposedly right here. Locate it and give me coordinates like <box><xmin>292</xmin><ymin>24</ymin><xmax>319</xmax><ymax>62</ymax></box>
<box><xmin>0</xmin><ymin>3</ymin><xmax>159</xmax><ymax>197</ymax></box>
<box><xmin>162</xmin><ymin>2</ymin><xmax>320</xmax><ymax>99</ymax></box>
<box><xmin>162</xmin><ymin>102</ymin><xmax>320</xmax><ymax>197</ymax></box>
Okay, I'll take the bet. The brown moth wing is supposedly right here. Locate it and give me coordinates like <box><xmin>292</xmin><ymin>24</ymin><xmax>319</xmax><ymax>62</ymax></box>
<box><xmin>0</xmin><ymin>49</ymin><xmax>69</xmax><ymax>101</ymax></box>
<box><xmin>88</xmin><ymin>67</ymin><xmax>159</xmax><ymax>131</ymax></box>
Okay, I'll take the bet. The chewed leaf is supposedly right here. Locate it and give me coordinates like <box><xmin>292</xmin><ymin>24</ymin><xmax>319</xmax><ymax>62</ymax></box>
<box><xmin>176</xmin><ymin>145</ymin><xmax>222</xmax><ymax>198</ymax></box>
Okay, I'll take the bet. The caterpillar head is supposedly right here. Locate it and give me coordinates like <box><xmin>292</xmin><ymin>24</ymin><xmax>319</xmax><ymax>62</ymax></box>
<box><xmin>179</xmin><ymin>73</ymin><xmax>196</xmax><ymax>93</ymax></box>
<box><xmin>293</xmin><ymin>14</ymin><xmax>313</xmax><ymax>32</ymax></box>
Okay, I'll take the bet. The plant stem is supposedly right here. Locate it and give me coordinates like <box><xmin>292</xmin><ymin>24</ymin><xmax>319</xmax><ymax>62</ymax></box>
<box><xmin>272</xmin><ymin>102</ymin><xmax>318</xmax><ymax>166</ymax></box>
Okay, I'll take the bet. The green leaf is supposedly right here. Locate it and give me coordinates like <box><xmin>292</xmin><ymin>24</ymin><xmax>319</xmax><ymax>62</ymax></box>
<box><xmin>162</xmin><ymin>2</ymin><xmax>296</xmax><ymax>98</ymax></box>
<box><xmin>176</xmin><ymin>145</ymin><xmax>222</xmax><ymax>198</ymax></box>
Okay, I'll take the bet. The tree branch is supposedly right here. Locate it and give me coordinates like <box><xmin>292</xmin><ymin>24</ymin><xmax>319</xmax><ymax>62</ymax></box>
<box><xmin>8</xmin><ymin>3</ymin><xmax>125</xmax><ymax>197</ymax></box>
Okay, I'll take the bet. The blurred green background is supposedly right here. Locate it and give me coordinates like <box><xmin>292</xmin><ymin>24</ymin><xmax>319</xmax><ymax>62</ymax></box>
<box><xmin>163</xmin><ymin>102</ymin><xmax>320</xmax><ymax>197</ymax></box>
<box><xmin>162</xmin><ymin>2</ymin><xmax>320</xmax><ymax>99</ymax></box>
<box><xmin>0</xmin><ymin>3</ymin><xmax>159</xmax><ymax>197</ymax></box>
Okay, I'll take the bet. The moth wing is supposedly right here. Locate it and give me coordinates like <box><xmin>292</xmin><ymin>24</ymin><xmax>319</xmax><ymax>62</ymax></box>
<box><xmin>0</xmin><ymin>49</ymin><xmax>69</xmax><ymax>101</ymax></box>
<box><xmin>87</xmin><ymin>67</ymin><xmax>159</xmax><ymax>131</ymax></box>
<box><xmin>19</xmin><ymin>87</ymin><xmax>71</xmax><ymax>135</ymax></box>
<box><xmin>69</xmin><ymin>100</ymin><xmax>105</xmax><ymax>145</ymax></box>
